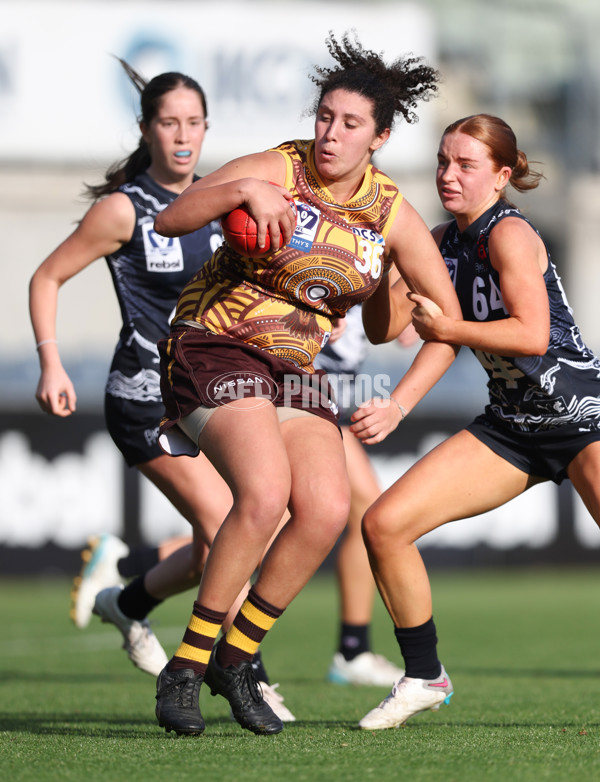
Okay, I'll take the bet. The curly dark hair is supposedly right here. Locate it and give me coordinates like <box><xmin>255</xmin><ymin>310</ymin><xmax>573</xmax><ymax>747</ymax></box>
<box><xmin>309</xmin><ymin>30</ymin><xmax>440</xmax><ymax>135</ymax></box>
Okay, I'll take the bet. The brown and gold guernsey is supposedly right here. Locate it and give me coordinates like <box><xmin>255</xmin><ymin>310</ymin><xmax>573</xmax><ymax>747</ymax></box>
<box><xmin>174</xmin><ymin>139</ymin><xmax>403</xmax><ymax>371</ymax></box>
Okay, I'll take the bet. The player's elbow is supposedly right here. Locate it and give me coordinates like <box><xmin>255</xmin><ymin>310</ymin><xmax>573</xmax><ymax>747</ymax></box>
<box><xmin>363</xmin><ymin>321</ymin><xmax>397</xmax><ymax>345</ymax></box>
<box><xmin>154</xmin><ymin>211</ymin><xmax>175</xmax><ymax>237</ymax></box>
<box><xmin>533</xmin><ymin>335</ymin><xmax>550</xmax><ymax>356</ymax></box>
<box><xmin>529</xmin><ymin>320</ymin><xmax>550</xmax><ymax>356</ymax></box>
<box><xmin>364</xmin><ymin>327</ymin><xmax>387</xmax><ymax>345</ymax></box>
<box><xmin>524</xmin><ymin>337</ymin><xmax>549</xmax><ymax>357</ymax></box>
<box><xmin>362</xmin><ymin>309</ymin><xmax>396</xmax><ymax>345</ymax></box>
<box><xmin>515</xmin><ymin>327</ymin><xmax>549</xmax><ymax>357</ymax></box>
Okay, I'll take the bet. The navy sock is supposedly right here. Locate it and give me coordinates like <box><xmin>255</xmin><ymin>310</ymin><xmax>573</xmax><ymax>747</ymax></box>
<box><xmin>117</xmin><ymin>546</ymin><xmax>160</xmax><ymax>579</ymax></box>
<box><xmin>117</xmin><ymin>575</ymin><xmax>162</xmax><ymax>620</ymax></box>
<box><xmin>394</xmin><ymin>617</ymin><xmax>442</xmax><ymax>679</ymax></box>
<box><xmin>251</xmin><ymin>651</ymin><xmax>270</xmax><ymax>685</ymax></box>
<box><xmin>339</xmin><ymin>623</ymin><xmax>370</xmax><ymax>661</ymax></box>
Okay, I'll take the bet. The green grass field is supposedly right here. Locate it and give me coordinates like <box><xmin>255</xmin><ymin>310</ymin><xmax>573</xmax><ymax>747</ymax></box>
<box><xmin>1</xmin><ymin>568</ymin><xmax>599</xmax><ymax>782</ymax></box>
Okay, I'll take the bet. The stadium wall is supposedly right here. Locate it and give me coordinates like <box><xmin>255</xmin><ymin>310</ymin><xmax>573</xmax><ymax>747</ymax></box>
<box><xmin>1</xmin><ymin>412</ymin><xmax>598</xmax><ymax>575</ymax></box>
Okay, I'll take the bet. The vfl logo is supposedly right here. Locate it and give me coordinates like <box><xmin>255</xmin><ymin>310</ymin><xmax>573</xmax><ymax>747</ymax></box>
<box><xmin>207</xmin><ymin>371</ymin><xmax>279</xmax><ymax>408</ymax></box>
<box><xmin>444</xmin><ymin>256</ymin><xmax>458</xmax><ymax>285</ymax></box>
<box><xmin>142</xmin><ymin>223</ymin><xmax>184</xmax><ymax>272</ymax></box>
<box><xmin>289</xmin><ymin>202</ymin><xmax>319</xmax><ymax>253</ymax></box>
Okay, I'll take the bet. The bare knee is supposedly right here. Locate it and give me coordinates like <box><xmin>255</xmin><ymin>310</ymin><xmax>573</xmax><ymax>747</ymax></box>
<box><xmin>182</xmin><ymin>553</ymin><xmax>206</xmax><ymax>584</ymax></box>
<box><xmin>299</xmin><ymin>487</ymin><xmax>350</xmax><ymax>549</ymax></box>
<box><xmin>187</xmin><ymin>539</ymin><xmax>208</xmax><ymax>579</ymax></box>
<box><xmin>234</xmin><ymin>481</ymin><xmax>290</xmax><ymax>535</ymax></box>
<box><xmin>362</xmin><ymin>501</ymin><xmax>411</xmax><ymax>557</ymax></box>
<box><xmin>326</xmin><ymin>489</ymin><xmax>351</xmax><ymax>539</ymax></box>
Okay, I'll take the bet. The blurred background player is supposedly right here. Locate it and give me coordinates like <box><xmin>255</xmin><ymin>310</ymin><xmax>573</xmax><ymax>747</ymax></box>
<box><xmin>28</xmin><ymin>59</ymin><xmax>294</xmax><ymax>720</ymax></box>
<box><xmin>316</xmin><ymin>301</ymin><xmax>414</xmax><ymax>686</ymax></box>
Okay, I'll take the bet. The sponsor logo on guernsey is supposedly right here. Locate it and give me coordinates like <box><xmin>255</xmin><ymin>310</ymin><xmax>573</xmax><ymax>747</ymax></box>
<box><xmin>351</xmin><ymin>226</ymin><xmax>384</xmax><ymax>245</ymax></box>
<box><xmin>289</xmin><ymin>202</ymin><xmax>320</xmax><ymax>253</ymax></box>
<box><xmin>142</xmin><ymin>223</ymin><xmax>184</xmax><ymax>272</ymax></box>
<box><xmin>288</xmin><ymin>203</ymin><xmax>384</xmax><ymax>257</ymax></box>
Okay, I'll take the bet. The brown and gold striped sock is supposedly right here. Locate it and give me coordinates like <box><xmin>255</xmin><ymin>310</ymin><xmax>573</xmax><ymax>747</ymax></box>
<box><xmin>169</xmin><ymin>602</ymin><xmax>227</xmax><ymax>675</ymax></box>
<box><xmin>216</xmin><ymin>586</ymin><xmax>284</xmax><ymax>670</ymax></box>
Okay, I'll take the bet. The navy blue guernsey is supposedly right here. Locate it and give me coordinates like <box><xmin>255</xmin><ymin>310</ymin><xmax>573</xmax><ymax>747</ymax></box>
<box><xmin>315</xmin><ymin>305</ymin><xmax>369</xmax><ymax>377</ymax></box>
<box><xmin>439</xmin><ymin>199</ymin><xmax>600</xmax><ymax>432</ymax></box>
<box><xmin>105</xmin><ymin>171</ymin><xmax>222</xmax><ymax>403</ymax></box>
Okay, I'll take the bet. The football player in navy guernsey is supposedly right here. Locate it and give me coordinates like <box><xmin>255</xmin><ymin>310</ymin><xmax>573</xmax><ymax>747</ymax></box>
<box><xmin>357</xmin><ymin>113</ymin><xmax>600</xmax><ymax>729</ymax></box>
<box><xmin>29</xmin><ymin>59</ymin><xmax>295</xmax><ymax>722</ymax></box>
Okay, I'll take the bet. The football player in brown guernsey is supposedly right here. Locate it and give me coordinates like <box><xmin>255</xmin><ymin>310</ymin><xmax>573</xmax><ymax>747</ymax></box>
<box><xmin>152</xmin><ymin>30</ymin><xmax>462</xmax><ymax>737</ymax></box>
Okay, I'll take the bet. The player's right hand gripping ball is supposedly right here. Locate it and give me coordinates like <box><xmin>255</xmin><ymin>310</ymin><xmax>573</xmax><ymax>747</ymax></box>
<box><xmin>221</xmin><ymin>192</ymin><xmax>297</xmax><ymax>257</ymax></box>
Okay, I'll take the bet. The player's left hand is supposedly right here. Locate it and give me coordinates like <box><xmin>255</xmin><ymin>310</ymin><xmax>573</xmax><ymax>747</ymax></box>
<box><xmin>328</xmin><ymin>317</ymin><xmax>347</xmax><ymax>344</ymax></box>
<box><xmin>409</xmin><ymin>292</ymin><xmax>446</xmax><ymax>341</ymax></box>
<box><xmin>349</xmin><ymin>397</ymin><xmax>404</xmax><ymax>444</ymax></box>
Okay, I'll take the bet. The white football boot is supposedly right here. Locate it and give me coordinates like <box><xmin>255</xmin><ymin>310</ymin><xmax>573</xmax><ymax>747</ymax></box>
<box><xmin>93</xmin><ymin>585</ymin><xmax>168</xmax><ymax>676</ymax></box>
<box><xmin>259</xmin><ymin>682</ymin><xmax>296</xmax><ymax>722</ymax></box>
<box><xmin>327</xmin><ymin>651</ymin><xmax>405</xmax><ymax>687</ymax></box>
<box><xmin>359</xmin><ymin>666</ymin><xmax>453</xmax><ymax>730</ymax></box>
<box><xmin>70</xmin><ymin>533</ymin><xmax>130</xmax><ymax>629</ymax></box>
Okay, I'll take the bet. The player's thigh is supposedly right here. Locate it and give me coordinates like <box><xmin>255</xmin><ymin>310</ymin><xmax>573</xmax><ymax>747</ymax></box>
<box><xmin>567</xmin><ymin>440</ymin><xmax>600</xmax><ymax>525</ymax></box>
<box><xmin>283</xmin><ymin>415</ymin><xmax>350</xmax><ymax>524</ymax></box>
<box><xmin>341</xmin><ymin>426</ymin><xmax>381</xmax><ymax>511</ymax></box>
<box><xmin>198</xmin><ymin>399</ymin><xmax>292</xmax><ymax>516</ymax></box>
<box><xmin>367</xmin><ymin>429</ymin><xmax>535</xmax><ymax>542</ymax></box>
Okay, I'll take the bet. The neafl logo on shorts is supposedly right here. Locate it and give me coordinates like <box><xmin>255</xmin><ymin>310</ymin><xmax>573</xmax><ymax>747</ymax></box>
<box><xmin>207</xmin><ymin>372</ymin><xmax>279</xmax><ymax>408</ymax></box>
